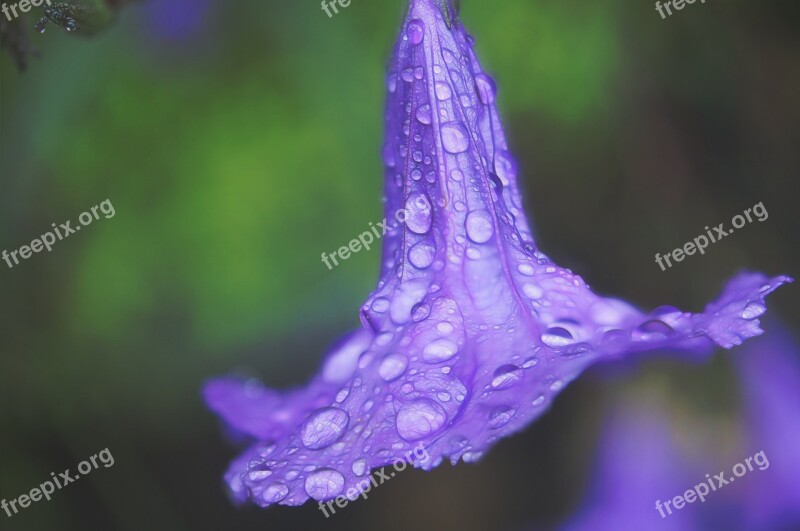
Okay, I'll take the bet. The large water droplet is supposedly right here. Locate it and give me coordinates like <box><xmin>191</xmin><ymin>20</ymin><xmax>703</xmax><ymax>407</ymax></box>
<box><xmin>371</xmin><ymin>297</ymin><xmax>390</xmax><ymax>313</ymax></box>
<box><xmin>404</xmin><ymin>192</ymin><xmax>433</xmax><ymax>234</ymax></box>
<box><xmin>396</xmin><ymin>399</ymin><xmax>447</xmax><ymax>441</ymax></box>
<box><xmin>465</xmin><ymin>210</ymin><xmax>494</xmax><ymax>243</ymax></box>
<box><xmin>352</xmin><ymin>459</ymin><xmax>367</xmax><ymax>476</ymax></box>
<box><xmin>435</xmin><ymin>82</ymin><xmax>452</xmax><ymax>100</ymax></box>
<box><xmin>262</xmin><ymin>483</ymin><xmax>289</xmax><ymax>503</ymax></box>
<box><xmin>489</xmin><ymin>405</ymin><xmax>515</xmax><ymax>429</ymax></box>
<box><xmin>300</xmin><ymin>407</ymin><xmax>350</xmax><ymax>450</ymax></box>
<box><xmin>491</xmin><ymin>365</ymin><xmax>523</xmax><ymax>389</ymax></box>
<box><xmin>494</xmin><ymin>150</ymin><xmax>517</xmax><ymax>184</ymax></box>
<box><xmin>441</xmin><ymin>123</ymin><xmax>470</xmax><ymax>153</ymax></box>
<box><xmin>541</xmin><ymin>327</ymin><xmax>574</xmax><ymax>347</ymax></box>
<box><xmin>742</xmin><ymin>301</ymin><xmax>766</xmax><ymax>319</ymax></box>
<box><xmin>416</xmin><ymin>104</ymin><xmax>432</xmax><ymax>125</ymax></box>
<box><xmin>304</xmin><ymin>469</ymin><xmax>345</xmax><ymax>500</ymax></box>
<box><xmin>409</xmin><ymin>241</ymin><xmax>436</xmax><ymax>269</ymax></box>
<box><xmin>422</xmin><ymin>338</ymin><xmax>459</xmax><ymax>363</ymax></box>
<box><xmin>378</xmin><ymin>353</ymin><xmax>408</xmax><ymax>382</ymax></box>
<box><xmin>632</xmin><ymin>319</ymin><xmax>674</xmax><ymax>341</ymax></box>
<box><xmin>475</xmin><ymin>74</ymin><xmax>497</xmax><ymax>105</ymax></box>
<box><xmin>522</xmin><ymin>283</ymin><xmax>543</xmax><ymax>299</ymax></box>
<box><xmin>407</xmin><ymin>19</ymin><xmax>425</xmax><ymax>45</ymax></box>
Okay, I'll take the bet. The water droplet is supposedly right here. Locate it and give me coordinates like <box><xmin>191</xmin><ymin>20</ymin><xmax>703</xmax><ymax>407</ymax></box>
<box><xmin>262</xmin><ymin>483</ymin><xmax>289</xmax><ymax>503</ymax></box>
<box><xmin>435</xmin><ymin>82</ymin><xmax>452</xmax><ymax>100</ymax></box>
<box><xmin>378</xmin><ymin>353</ymin><xmax>408</xmax><ymax>382</ymax></box>
<box><xmin>632</xmin><ymin>319</ymin><xmax>674</xmax><ymax>341</ymax></box>
<box><xmin>518</xmin><ymin>264</ymin><xmax>535</xmax><ymax>276</ymax></box>
<box><xmin>441</xmin><ymin>123</ymin><xmax>470</xmax><ymax>153</ymax></box>
<box><xmin>304</xmin><ymin>468</ymin><xmax>345</xmax><ymax>500</ymax></box>
<box><xmin>411</xmin><ymin>301</ymin><xmax>431</xmax><ymax>322</ymax></box>
<box><xmin>352</xmin><ymin>459</ymin><xmax>367</xmax><ymax>476</ymax></box>
<box><xmin>489</xmin><ymin>405</ymin><xmax>515</xmax><ymax>429</ymax></box>
<box><xmin>416</xmin><ymin>104</ymin><xmax>432</xmax><ymax>125</ymax></box>
<box><xmin>371</xmin><ymin>297</ymin><xmax>390</xmax><ymax>313</ymax></box>
<box><xmin>407</xmin><ymin>19</ymin><xmax>425</xmax><ymax>45</ymax></box>
<box><xmin>475</xmin><ymin>74</ymin><xmax>497</xmax><ymax>105</ymax></box>
<box><xmin>532</xmin><ymin>395</ymin><xmax>546</xmax><ymax>406</ymax></box>
<box><xmin>491</xmin><ymin>365</ymin><xmax>523</xmax><ymax>389</ymax></box>
<box><xmin>465</xmin><ymin>210</ymin><xmax>494</xmax><ymax>243</ymax></box>
<box><xmin>404</xmin><ymin>192</ymin><xmax>433</xmax><ymax>234</ymax></box>
<box><xmin>396</xmin><ymin>399</ymin><xmax>447</xmax><ymax>441</ymax></box>
<box><xmin>742</xmin><ymin>301</ymin><xmax>766</xmax><ymax>319</ymax></box>
<box><xmin>494</xmin><ymin>150</ymin><xmax>517</xmax><ymax>184</ymax></box>
<box><xmin>422</xmin><ymin>338</ymin><xmax>459</xmax><ymax>363</ymax></box>
<box><xmin>437</xmin><ymin>321</ymin><xmax>454</xmax><ymax>334</ymax></box>
<box><xmin>522</xmin><ymin>357</ymin><xmax>539</xmax><ymax>369</ymax></box>
<box><xmin>522</xmin><ymin>283</ymin><xmax>543</xmax><ymax>299</ymax></box>
<box><xmin>409</xmin><ymin>241</ymin><xmax>436</xmax><ymax>269</ymax></box>
<box><xmin>541</xmin><ymin>327</ymin><xmax>574</xmax><ymax>347</ymax></box>
<box><xmin>386</xmin><ymin>73</ymin><xmax>397</xmax><ymax>93</ymax></box>
<box><xmin>300</xmin><ymin>407</ymin><xmax>350</xmax><ymax>450</ymax></box>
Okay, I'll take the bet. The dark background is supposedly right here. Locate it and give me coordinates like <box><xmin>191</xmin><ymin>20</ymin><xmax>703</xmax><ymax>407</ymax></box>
<box><xmin>1</xmin><ymin>0</ymin><xmax>798</xmax><ymax>530</ymax></box>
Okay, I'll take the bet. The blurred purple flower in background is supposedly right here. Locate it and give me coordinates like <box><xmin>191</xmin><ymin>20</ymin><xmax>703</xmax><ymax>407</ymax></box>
<box><xmin>558</xmin><ymin>407</ymin><xmax>701</xmax><ymax>531</ymax></box>
<box><xmin>556</xmin><ymin>322</ymin><xmax>800</xmax><ymax>531</ymax></box>
<box><xmin>204</xmin><ymin>0</ymin><xmax>790</xmax><ymax>509</ymax></box>
<box><xmin>734</xmin><ymin>324</ymin><xmax>800</xmax><ymax>530</ymax></box>
<box><xmin>142</xmin><ymin>0</ymin><xmax>211</xmax><ymax>41</ymax></box>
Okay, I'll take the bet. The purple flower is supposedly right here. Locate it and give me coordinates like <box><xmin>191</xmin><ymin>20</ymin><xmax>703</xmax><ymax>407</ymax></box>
<box><xmin>204</xmin><ymin>0</ymin><xmax>790</xmax><ymax>508</ymax></box>
<box><xmin>558</xmin><ymin>407</ymin><xmax>701</xmax><ymax>531</ymax></box>
<box><xmin>557</xmin><ymin>324</ymin><xmax>800</xmax><ymax>531</ymax></box>
<box><xmin>733</xmin><ymin>325</ymin><xmax>800</xmax><ymax>529</ymax></box>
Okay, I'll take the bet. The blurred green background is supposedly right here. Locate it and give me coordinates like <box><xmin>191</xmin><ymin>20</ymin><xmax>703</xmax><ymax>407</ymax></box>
<box><xmin>0</xmin><ymin>0</ymin><xmax>797</xmax><ymax>530</ymax></box>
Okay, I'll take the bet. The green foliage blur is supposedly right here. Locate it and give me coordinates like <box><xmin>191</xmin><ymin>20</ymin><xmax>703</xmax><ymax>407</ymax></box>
<box><xmin>0</xmin><ymin>1</ymin><xmax>797</xmax><ymax>530</ymax></box>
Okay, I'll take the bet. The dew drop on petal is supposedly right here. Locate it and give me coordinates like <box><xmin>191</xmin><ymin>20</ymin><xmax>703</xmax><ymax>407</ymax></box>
<box><xmin>304</xmin><ymin>469</ymin><xmax>345</xmax><ymax>500</ymax></box>
<box><xmin>522</xmin><ymin>283</ymin><xmax>543</xmax><ymax>300</ymax></box>
<box><xmin>352</xmin><ymin>459</ymin><xmax>367</xmax><ymax>476</ymax></box>
<box><xmin>300</xmin><ymin>407</ymin><xmax>350</xmax><ymax>450</ymax></box>
<box><xmin>262</xmin><ymin>483</ymin><xmax>289</xmax><ymax>503</ymax></box>
<box><xmin>518</xmin><ymin>263</ymin><xmax>535</xmax><ymax>276</ymax></box>
<box><xmin>489</xmin><ymin>405</ymin><xmax>515</xmax><ymax>429</ymax></box>
<box><xmin>491</xmin><ymin>365</ymin><xmax>523</xmax><ymax>389</ymax></box>
<box><xmin>416</xmin><ymin>104</ymin><xmax>432</xmax><ymax>125</ymax></box>
<box><xmin>742</xmin><ymin>301</ymin><xmax>767</xmax><ymax>319</ymax></box>
<box><xmin>378</xmin><ymin>353</ymin><xmax>408</xmax><ymax>382</ymax></box>
<box><xmin>396</xmin><ymin>399</ymin><xmax>448</xmax><ymax>441</ymax></box>
<box><xmin>474</xmin><ymin>73</ymin><xmax>497</xmax><ymax>105</ymax></box>
<box><xmin>541</xmin><ymin>327</ymin><xmax>574</xmax><ymax>347</ymax></box>
<box><xmin>407</xmin><ymin>19</ymin><xmax>424</xmax><ymax>45</ymax></box>
<box><xmin>409</xmin><ymin>240</ymin><xmax>436</xmax><ymax>269</ymax></box>
<box><xmin>435</xmin><ymin>82</ymin><xmax>452</xmax><ymax>100</ymax></box>
<box><xmin>422</xmin><ymin>338</ymin><xmax>459</xmax><ymax>363</ymax></box>
<box><xmin>441</xmin><ymin>123</ymin><xmax>470</xmax><ymax>153</ymax></box>
<box><xmin>465</xmin><ymin>210</ymin><xmax>494</xmax><ymax>244</ymax></box>
<box><xmin>404</xmin><ymin>192</ymin><xmax>433</xmax><ymax>234</ymax></box>
<box><xmin>494</xmin><ymin>150</ymin><xmax>517</xmax><ymax>184</ymax></box>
